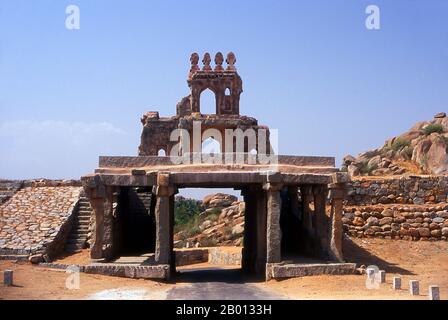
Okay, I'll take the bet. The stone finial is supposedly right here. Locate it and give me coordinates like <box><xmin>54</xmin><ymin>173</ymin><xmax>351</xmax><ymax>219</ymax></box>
<box><xmin>214</xmin><ymin>52</ymin><xmax>224</xmax><ymax>71</ymax></box>
<box><xmin>189</xmin><ymin>52</ymin><xmax>200</xmax><ymax>78</ymax></box>
<box><xmin>202</xmin><ymin>52</ymin><xmax>212</xmax><ymax>71</ymax></box>
<box><xmin>226</xmin><ymin>52</ymin><xmax>236</xmax><ymax>71</ymax></box>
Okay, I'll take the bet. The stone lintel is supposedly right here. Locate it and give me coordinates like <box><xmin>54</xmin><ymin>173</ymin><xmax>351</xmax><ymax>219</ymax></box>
<box><xmin>331</xmin><ymin>172</ymin><xmax>351</xmax><ymax>184</ymax></box>
<box><xmin>98</xmin><ymin>155</ymin><xmax>336</xmax><ymax>169</ymax></box>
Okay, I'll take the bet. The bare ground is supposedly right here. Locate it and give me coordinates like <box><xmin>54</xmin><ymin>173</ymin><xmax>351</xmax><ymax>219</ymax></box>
<box><xmin>0</xmin><ymin>238</ymin><xmax>447</xmax><ymax>300</ymax></box>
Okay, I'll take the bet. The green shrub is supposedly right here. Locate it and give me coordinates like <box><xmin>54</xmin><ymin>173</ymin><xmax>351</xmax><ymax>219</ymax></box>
<box><xmin>421</xmin><ymin>124</ymin><xmax>444</xmax><ymax>136</ymax></box>
<box><xmin>358</xmin><ymin>160</ymin><xmax>378</xmax><ymax>176</ymax></box>
<box><xmin>174</xmin><ymin>197</ymin><xmax>202</xmax><ymax>232</ymax></box>
<box><xmin>390</xmin><ymin>138</ymin><xmax>410</xmax><ymax>152</ymax></box>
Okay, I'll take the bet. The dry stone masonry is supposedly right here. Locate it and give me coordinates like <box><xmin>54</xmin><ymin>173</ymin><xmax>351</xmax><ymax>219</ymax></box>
<box><xmin>346</xmin><ymin>176</ymin><xmax>448</xmax><ymax>206</ymax></box>
<box><xmin>343</xmin><ymin>204</ymin><xmax>448</xmax><ymax>240</ymax></box>
<box><xmin>0</xmin><ymin>186</ymin><xmax>81</xmax><ymax>257</ymax></box>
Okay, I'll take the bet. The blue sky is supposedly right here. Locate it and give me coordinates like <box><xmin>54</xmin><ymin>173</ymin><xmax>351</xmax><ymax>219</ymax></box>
<box><xmin>0</xmin><ymin>0</ymin><xmax>447</xmax><ymax>198</ymax></box>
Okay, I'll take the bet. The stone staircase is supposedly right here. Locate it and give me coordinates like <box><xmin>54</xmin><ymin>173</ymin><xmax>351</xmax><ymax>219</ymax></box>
<box><xmin>65</xmin><ymin>196</ymin><xmax>92</xmax><ymax>253</ymax></box>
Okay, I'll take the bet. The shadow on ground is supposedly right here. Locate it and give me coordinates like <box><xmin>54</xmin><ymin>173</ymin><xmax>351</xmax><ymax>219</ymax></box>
<box><xmin>174</xmin><ymin>267</ymin><xmax>262</xmax><ymax>284</ymax></box>
<box><xmin>343</xmin><ymin>237</ymin><xmax>414</xmax><ymax>275</ymax></box>
<box><xmin>168</xmin><ymin>267</ymin><xmax>285</xmax><ymax>300</ymax></box>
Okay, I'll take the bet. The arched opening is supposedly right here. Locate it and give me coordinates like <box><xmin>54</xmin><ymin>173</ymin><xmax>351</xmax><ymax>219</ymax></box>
<box><xmin>158</xmin><ymin>148</ymin><xmax>166</xmax><ymax>156</ymax></box>
<box><xmin>225</xmin><ymin>88</ymin><xmax>231</xmax><ymax>96</ymax></box>
<box><xmin>199</xmin><ymin>88</ymin><xmax>216</xmax><ymax>115</ymax></box>
<box><xmin>201</xmin><ymin>137</ymin><xmax>221</xmax><ymax>155</ymax></box>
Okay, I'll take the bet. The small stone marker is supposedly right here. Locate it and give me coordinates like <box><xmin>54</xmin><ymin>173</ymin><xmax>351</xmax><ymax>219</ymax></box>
<box><xmin>366</xmin><ymin>268</ymin><xmax>375</xmax><ymax>279</ymax></box>
<box><xmin>393</xmin><ymin>277</ymin><xmax>401</xmax><ymax>290</ymax></box>
<box><xmin>379</xmin><ymin>270</ymin><xmax>386</xmax><ymax>283</ymax></box>
<box><xmin>429</xmin><ymin>286</ymin><xmax>440</xmax><ymax>300</ymax></box>
<box><xmin>4</xmin><ymin>270</ymin><xmax>13</xmax><ymax>286</ymax></box>
<box><xmin>409</xmin><ymin>280</ymin><xmax>419</xmax><ymax>295</ymax></box>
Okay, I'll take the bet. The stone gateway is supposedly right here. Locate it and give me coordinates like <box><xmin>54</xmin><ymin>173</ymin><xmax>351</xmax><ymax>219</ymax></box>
<box><xmin>81</xmin><ymin>52</ymin><xmax>355</xmax><ymax>280</ymax></box>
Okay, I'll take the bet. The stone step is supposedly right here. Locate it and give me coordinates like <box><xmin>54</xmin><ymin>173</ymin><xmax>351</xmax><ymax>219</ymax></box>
<box><xmin>65</xmin><ymin>244</ymin><xmax>83</xmax><ymax>253</ymax></box>
<box><xmin>76</xmin><ymin>217</ymin><xmax>90</xmax><ymax>222</ymax></box>
<box><xmin>77</xmin><ymin>213</ymin><xmax>91</xmax><ymax>218</ymax></box>
<box><xmin>70</xmin><ymin>230</ymin><xmax>89</xmax><ymax>236</ymax></box>
<box><xmin>73</xmin><ymin>225</ymin><xmax>89</xmax><ymax>230</ymax></box>
<box><xmin>0</xmin><ymin>254</ymin><xmax>29</xmax><ymax>261</ymax></box>
<box><xmin>66</xmin><ymin>238</ymin><xmax>86</xmax><ymax>245</ymax></box>
<box><xmin>69</xmin><ymin>233</ymin><xmax>88</xmax><ymax>239</ymax></box>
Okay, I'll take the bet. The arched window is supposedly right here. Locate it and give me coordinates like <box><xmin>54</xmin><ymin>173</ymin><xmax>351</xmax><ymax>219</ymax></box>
<box><xmin>158</xmin><ymin>149</ymin><xmax>166</xmax><ymax>156</ymax></box>
<box><xmin>225</xmin><ymin>88</ymin><xmax>231</xmax><ymax>96</ymax></box>
<box><xmin>199</xmin><ymin>88</ymin><xmax>216</xmax><ymax>114</ymax></box>
<box><xmin>201</xmin><ymin>137</ymin><xmax>221</xmax><ymax>155</ymax></box>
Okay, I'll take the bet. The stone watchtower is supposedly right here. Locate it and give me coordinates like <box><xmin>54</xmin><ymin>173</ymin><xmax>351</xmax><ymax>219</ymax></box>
<box><xmin>138</xmin><ymin>52</ymin><xmax>271</xmax><ymax>157</ymax></box>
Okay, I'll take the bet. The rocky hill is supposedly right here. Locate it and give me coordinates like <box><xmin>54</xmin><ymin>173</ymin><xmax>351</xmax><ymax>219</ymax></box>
<box><xmin>174</xmin><ymin>193</ymin><xmax>244</xmax><ymax>248</ymax></box>
<box><xmin>343</xmin><ymin>112</ymin><xmax>448</xmax><ymax>176</ymax></box>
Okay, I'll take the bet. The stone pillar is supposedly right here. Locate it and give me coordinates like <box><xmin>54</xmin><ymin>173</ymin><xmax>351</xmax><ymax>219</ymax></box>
<box><xmin>153</xmin><ymin>173</ymin><xmax>176</xmax><ymax>270</ymax></box>
<box><xmin>102</xmin><ymin>186</ymin><xmax>118</xmax><ymax>261</ymax></box>
<box><xmin>288</xmin><ymin>186</ymin><xmax>300</xmax><ymax>219</ymax></box>
<box><xmin>313</xmin><ymin>184</ymin><xmax>329</xmax><ymax>258</ymax></box>
<box><xmin>241</xmin><ymin>186</ymin><xmax>259</xmax><ymax>273</ymax></box>
<box><xmin>263</xmin><ymin>183</ymin><xmax>283</xmax><ymax>264</ymax></box>
<box><xmin>329</xmin><ymin>183</ymin><xmax>345</xmax><ymax>262</ymax></box>
<box><xmin>86</xmin><ymin>183</ymin><xmax>117</xmax><ymax>261</ymax></box>
<box><xmin>300</xmin><ymin>185</ymin><xmax>314</xmax><ymax>254</ymax></box>
<box><xmin>86</xmin><ymin>183</ymin><xmax>106</xmax><ymax>260</ymax></box>
<box><xmin>255</xmin><ymin>189</ymin><xmax>267</xmax><ymax>276</ymax></box>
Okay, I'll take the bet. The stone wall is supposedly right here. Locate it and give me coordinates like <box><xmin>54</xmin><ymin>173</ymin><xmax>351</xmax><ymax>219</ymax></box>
<box><xmin>343</xmin><ymin>204</ymin><xmax>448</xmax><ymax>241</ymax></box>
<box><xmin>175</xmin><ymin>248</ymin><xmax>209</xmax><ymax>266</ymax></box>
<box><xmin>209</xmin><ymin>247</ymin><xmax>242</xmax><ymax>265</ymax></box>
<box><xmin>0</xmin><ymin>180</ymin><xmax>23</xmax><ymax>205</ymax></box>
<box><xmin>0</xmin><ymin>186</ymin><xmax>82</xmax><ymax>256</ymax></box>
<box><xmin>346</xmin><ymin>176</ymin><xmax>448</xmax><ymax>206</ymax></box>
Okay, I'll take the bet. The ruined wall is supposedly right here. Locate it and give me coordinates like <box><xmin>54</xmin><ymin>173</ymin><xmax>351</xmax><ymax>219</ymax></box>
<box><xmin>345</xmin><ymin>176</ymin><xmax>448</xmax><ymax>206</ymax></box>
<box><xmin>0</xmin><ymin>186</ymin><xmax>82</xmax><ymax>257</ymax></box>
<box><xmin>343</xmin><ymin>205</ymin><xmax>448</xmax><ymax>241</ymax></box>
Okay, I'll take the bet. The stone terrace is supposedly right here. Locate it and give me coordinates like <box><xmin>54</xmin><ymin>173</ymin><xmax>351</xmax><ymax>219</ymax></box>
<box><xmin>0</xmin><ymin>186</ymin><xmax>81</xmax><ymax>256</ymax></box>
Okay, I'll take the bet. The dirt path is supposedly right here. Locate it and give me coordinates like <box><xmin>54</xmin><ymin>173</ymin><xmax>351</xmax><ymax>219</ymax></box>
<box><xmin>1</xmin><ymin>238</ymin><xmax>447</xmax><ymax>300</ymax></box>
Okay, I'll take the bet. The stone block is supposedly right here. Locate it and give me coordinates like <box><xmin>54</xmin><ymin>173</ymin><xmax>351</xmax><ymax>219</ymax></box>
<box><xmin>393</xmin><ymin>276</ymin><xmax>401</xmax><ymax>290</ymax></box>
<box><xmin>4</xmin><ymin>269</ymin><xmax>13</xmax><ymax>286</ymax></box>
<box><xmin>429</xmin><ymin>285</ymin><xmax>440</xmax><ymax>300</ymax></box>
<box><xmin>409</xmin><ymin>280</ymin><xmax>419</xmax><ymax>295</ymax></box>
